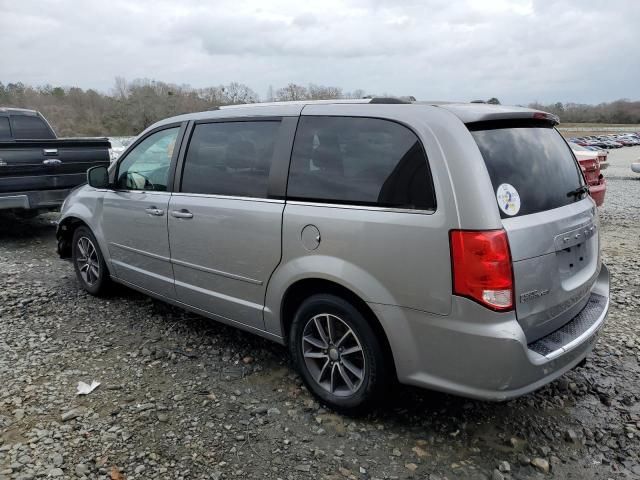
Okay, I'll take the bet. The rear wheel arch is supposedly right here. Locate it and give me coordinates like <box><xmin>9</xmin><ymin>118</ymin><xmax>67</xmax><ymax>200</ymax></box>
<box><xmin>281</xmin><ymin>278</ymin><xmax>397</xmax><ymax>380</ymax></box>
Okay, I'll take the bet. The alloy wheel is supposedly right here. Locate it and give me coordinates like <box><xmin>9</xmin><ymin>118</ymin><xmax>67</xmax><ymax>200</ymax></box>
<box><xmin>76</xmin><ymin>236</ymin><xmax>100</xmax><ymax>286</ymax></box>
<box><xmin>301</xmin><ymin>313</ymin><xmax>366</xmax><ymax>397</ymax></box>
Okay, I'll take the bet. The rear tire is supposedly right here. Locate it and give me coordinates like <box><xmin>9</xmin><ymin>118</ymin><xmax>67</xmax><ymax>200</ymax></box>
<box><xmin>289</xmin><ymin>293</ymin><xmax>391</xmax><ymax>414</ymax></box>
<box><xmin>72</xmin><ymin>226</ymin><xmax>111</xmax><ymax>296</ymax></box>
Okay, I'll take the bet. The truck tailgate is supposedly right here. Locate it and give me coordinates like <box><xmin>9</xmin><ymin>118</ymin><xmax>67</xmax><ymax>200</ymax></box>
<box><xmin>0</xmin><ymin>138</ymin><xmax>110</xmax><ymax>193</ymax></box>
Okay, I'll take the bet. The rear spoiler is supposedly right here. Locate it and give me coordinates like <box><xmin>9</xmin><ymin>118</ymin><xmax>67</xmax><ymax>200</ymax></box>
<box><xmin>466</xmin><ymin>117</ymin><xmax>560</xmax><ymax>131</ymax></box>
<box><xmin>436</xmin><ymin>104</ymin><xmax>560</xmax><ymax>127</ymax></box>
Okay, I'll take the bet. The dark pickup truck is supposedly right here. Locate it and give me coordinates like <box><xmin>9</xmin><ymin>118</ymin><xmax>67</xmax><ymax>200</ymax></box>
<box><xmin>0</xmin><ymin>107</ymin><xmax>110</xmax><ymax>214</ymax></box>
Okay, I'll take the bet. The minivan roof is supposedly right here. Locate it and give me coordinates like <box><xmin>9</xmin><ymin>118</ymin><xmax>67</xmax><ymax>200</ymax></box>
<box><xmin>151</xmin><ymin>99</ymin><xmax>558</xmax><ymax>130</ymax></box>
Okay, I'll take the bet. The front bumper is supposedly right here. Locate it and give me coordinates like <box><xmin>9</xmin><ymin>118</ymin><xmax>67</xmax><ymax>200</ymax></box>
<box><xmin>0</xmin><ymin>189</ymin><xmax>71</xmax><ymax>211</ymax></box>
<box><xmin>370</xmin><ymin>263</ymin><xmax>610</xmax><ymax>401</ymax></box>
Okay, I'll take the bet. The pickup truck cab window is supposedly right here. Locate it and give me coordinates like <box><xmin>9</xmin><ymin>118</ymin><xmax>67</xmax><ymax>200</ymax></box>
<box><xmin>10</xmin><ymin>114</ymin><xmax>55</xmax><ymax>139</ymax></box>
<box><xmin>116</xmin><ymin>127</ymin><xmax>179</xmax><ymax>191</ymax></box>
<box><xmin>0</xmin><ymin>117</ymin><xmax>10</xmax><ymax>140</ymax></box>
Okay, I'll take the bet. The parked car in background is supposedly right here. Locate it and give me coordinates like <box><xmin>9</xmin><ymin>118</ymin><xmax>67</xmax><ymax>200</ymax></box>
<box><xmin>568</xmin><ymin>143</ymin><xmax>606</xmax><ymax>206</ymax></box>
<box><xmin>57</xmin><ymin>100</ymin><xmax>609</xmax><ymax>412</ymax></box>
<box><xmin>0</xmin><ymin>108</ymin><xmax>110</xmax><ymax>215</ymax></box>
<box><xmin>570</xmin><ymin>142</ymin><xmax>609</xmax><ymax>170</ymax></box>
<box><xmin>580</xmin><ymin>157</ymin><xmax>606</xmax><ymax>206</ymax></box>
<box><xmin>617</xmin><ymin>137</ymin><xmax>640</xmax><ymax>146</ymax></box>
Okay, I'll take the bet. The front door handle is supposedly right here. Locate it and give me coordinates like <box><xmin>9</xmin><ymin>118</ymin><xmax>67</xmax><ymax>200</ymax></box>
<box><xmin>171</xmin><ymin>209</ymin><xmax>194</xmax><ymax>219</ymax></box>
<box><xmin>145</xmin><ymin>206</ymin><xmax>165</xmax><ymax>216</ymax></box>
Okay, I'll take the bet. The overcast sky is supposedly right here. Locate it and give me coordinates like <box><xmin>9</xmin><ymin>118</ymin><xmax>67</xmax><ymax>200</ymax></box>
<box><xmin>1</xmin><ymin>0</ymin><xmax>638</xmax><ymax>105</ymax></box>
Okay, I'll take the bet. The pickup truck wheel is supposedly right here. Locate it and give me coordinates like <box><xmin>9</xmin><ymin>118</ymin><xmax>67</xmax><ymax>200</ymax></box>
<box><xmin>289</xmin><ymin>294</ymin><xmax>391</xmax><ymax>414</ymax></box>
<box><xmin>72</xmin><ymin>226</ymin><xmax>110</xmax><ymax>296</ymax></box>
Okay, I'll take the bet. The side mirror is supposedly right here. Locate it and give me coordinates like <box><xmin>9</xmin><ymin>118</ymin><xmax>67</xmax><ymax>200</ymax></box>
<box><xmin>87</xmin><ymin>166</ymin><xmax>110</xmax><ymax>189</ymax></box>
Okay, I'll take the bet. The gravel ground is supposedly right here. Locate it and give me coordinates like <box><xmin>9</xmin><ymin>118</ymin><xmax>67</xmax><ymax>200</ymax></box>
<box><xmin>1</xmin><ymin>148</ymin><xmax>639</xmax><ymax>480</ymax></box>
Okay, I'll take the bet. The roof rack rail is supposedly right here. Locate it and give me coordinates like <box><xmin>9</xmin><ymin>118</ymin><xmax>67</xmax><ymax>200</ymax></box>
<box><xmin>366</xmin><ymin>97</ymin><xmax>414</xmax><ymax>104</ymax></box>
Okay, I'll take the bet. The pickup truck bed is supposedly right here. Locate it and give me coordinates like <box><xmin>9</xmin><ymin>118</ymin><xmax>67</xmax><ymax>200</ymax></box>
<box><xmin>0</xmin><ymin>108</ymin><xmax>111</xmax><ymax>212</ymax></box>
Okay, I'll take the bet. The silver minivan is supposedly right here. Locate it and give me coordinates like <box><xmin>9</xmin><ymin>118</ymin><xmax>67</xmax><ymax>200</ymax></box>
<box><xmin>57</xmin><ymin>99</ymin><xmax>610</xmax><ymax>412</ymax></box>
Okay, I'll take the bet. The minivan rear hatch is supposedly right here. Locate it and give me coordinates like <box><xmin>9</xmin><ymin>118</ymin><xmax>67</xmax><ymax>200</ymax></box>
<box><xmin>469</xmin><ymin>120</ymin><xmax>600</xmax><ymax>342</ymax></box>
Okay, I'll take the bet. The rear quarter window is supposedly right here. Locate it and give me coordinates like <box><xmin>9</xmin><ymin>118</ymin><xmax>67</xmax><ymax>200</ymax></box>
<box><xmin>287</xmin><ymin>116</ymin><xmax>436</xmax><ymax>210</ymax></box>
<box><xmin>470</xmin><ymin>125</ymin><xmax>584</xmax><ymax>218</ymax></box>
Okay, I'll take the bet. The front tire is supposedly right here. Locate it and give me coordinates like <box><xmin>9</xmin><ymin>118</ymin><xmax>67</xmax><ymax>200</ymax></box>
<box><xmin>289</xmin><ymin>294</ymin><xmax>391</xmax><ymax>414</ymax></box>
<box><xmin>72</xmin><ymin>226</ymin><xmax>110</xmax><ymax>296</ymax></box>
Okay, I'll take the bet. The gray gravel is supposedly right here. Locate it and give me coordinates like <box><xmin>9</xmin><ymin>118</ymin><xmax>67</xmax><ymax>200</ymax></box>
<box><xmin>1</xmin><ymin>148</ymin><xmax>639</xmax><ymax>479</ymax></box>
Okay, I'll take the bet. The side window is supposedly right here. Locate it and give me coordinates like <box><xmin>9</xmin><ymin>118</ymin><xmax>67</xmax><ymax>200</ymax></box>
<box><xmin>287</xmin><ymin>116</ymin><xmax>436</xmax><ymax>210</ymax></box>
<box><xmin>116</xmin><ymin>127</ymin><xmax>179</xmax><ymax>191</ymax></box>
<box><xmin>180</xmin><ymin>121</ymin><xmax>280</xmax><ymax>198</ymax></box>
<box><xmin>10</xmin><ymin>115</ymin><xmax>54</xmax><ymax>139</ymax></box>
<box><xmin>0</xmin><ymin>117</ymin><xmax>11</xmax><ymax>140</ymax></box>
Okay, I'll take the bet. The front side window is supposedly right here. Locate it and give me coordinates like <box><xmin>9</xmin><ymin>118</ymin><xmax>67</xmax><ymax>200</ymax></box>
<box><xmin>287</xmin><ymin>116</ymin><xmax>436</xmax><ymax>210</ymax></box>
<box><xmin>116</xmin><ymin>127</ymin><xmax>179</xmax><ymax>191</ymax></box>
<box><xmin>180</xmin><ymin>121</ymin><xmax>280</xmax><ymax>198</ymax></box>
<box><xmin>10</xmin><ymin>115</ymin><xmax>54</xmax><ymax>139</ymax></box>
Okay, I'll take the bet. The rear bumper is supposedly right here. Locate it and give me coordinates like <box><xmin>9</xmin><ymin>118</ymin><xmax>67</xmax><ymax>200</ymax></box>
<box><xmin>589</xmin><ymin>180</ymin><xmax>606</xmax><ymax>206</ymax></box>
<box><xmin>371</xmin><ymin>263</ymin><xmax>610</xmax><ymax>401</ymax></box>
<box><xmin>0</xmin><ymin>189</ymin><xmax>71</xmax><ymax>211</ymax></box>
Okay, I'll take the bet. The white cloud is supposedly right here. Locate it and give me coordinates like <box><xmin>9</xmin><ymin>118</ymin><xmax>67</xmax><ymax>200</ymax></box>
<box><xmin>0</xmin><ymin>0</ymin><xmax>638</xmax><ymax>104</ymax></box>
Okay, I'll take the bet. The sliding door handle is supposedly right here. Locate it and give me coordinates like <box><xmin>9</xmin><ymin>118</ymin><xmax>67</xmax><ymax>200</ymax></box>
<box><xmin>171</xmin><ymin>209</ymin><xmax>194</xmax><ymax>219</ymax></box>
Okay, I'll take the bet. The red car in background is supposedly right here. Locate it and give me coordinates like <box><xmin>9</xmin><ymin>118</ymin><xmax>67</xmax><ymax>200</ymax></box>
<box><xmin>578</xmin><ymin>156</ymin><xmax>606</xmax><ymax>206</ymax></box>
<box><xmin>570</xmin><ymin>143</ymin><xmax>606</xmax><ymax>206</ymax></box>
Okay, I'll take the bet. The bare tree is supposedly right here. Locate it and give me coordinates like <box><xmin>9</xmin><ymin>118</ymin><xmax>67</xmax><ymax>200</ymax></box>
<box><xmin>275</xmin><ymin>83</ymin><xmax>309</xmax><ymax>101</ymax></box>
<box><xmin>221</xmin><ymin>82</ymin><xmax>259</xmax><ymax>104</ymax></box>
<box><xmin>113</xmin><ymin>77</ymin><xmax>128</xmax><ymax>99</ymax></box>
<box><xmin>308</xmin><ymin>84</ymin><xmax>343</xmax><ymax>100</ymax></box>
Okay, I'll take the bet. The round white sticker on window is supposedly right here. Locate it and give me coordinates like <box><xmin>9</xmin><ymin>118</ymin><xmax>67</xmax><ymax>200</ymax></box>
<box><xmin>496</xmin><ymin>183</ymin><xmax>521</xmax><ymax>216</ymax></box>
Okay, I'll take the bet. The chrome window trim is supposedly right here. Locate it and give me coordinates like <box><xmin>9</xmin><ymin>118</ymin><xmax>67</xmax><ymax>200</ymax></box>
<box><xmin>171</xmin><ymin>192</ymin><xmax>285</xmax><ymax>204</ymax></box>
<box><xmin>285</xmin><ymin>200</ymin><xmax>436</xmax><ymax>215</ymax></box>
<box><xmin>105</xmin><ymin>190</ymin><xmax>172</xmax><ymax>196</ymax></box>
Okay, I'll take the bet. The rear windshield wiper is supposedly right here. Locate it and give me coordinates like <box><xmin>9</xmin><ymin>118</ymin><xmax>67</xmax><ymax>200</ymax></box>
<box><xmin>566</xmin><ymin>185</ymin><xmax>589</xmax><ymax>199</ymax></box>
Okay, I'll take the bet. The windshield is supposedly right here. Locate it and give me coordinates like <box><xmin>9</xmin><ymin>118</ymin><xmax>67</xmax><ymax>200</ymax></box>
<box><xmin>471</xmin><ymin>126</ymin><xmax>585</xmax><ymax>218</ymax></box>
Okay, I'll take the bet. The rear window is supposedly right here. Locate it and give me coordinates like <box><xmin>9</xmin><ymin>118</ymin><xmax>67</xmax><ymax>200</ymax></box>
<box><xmin>470</xmin><ymin>125</ymin><xmax>584</xmax><ymax>218</ymax></box>
<box><xmin>10</xmin><ymin>115</ymin><xmax>55</xmax><ymax>139</ymax></box>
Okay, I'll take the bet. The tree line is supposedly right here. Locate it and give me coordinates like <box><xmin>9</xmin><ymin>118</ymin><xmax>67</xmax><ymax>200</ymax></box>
<box><xmin>0</xmin><ymin>79</ymin><xmax>638</xmax><ymax>137</ymax></box>
<box><xmin>0</xmin><ymin>79</ymin><xmax>373</xmax><ymax>137</ymax></box>
<box><xmin>529</xmin><ymin>101</ymin><xmax>640</xmax><ymax>125</ymax></box>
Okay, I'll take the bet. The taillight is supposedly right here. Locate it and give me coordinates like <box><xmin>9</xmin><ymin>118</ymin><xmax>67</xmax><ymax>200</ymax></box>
<box><xmin>449</xmin><ymin>229</ymin><xmax>514</xmax><ymax>311</ymax></box>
